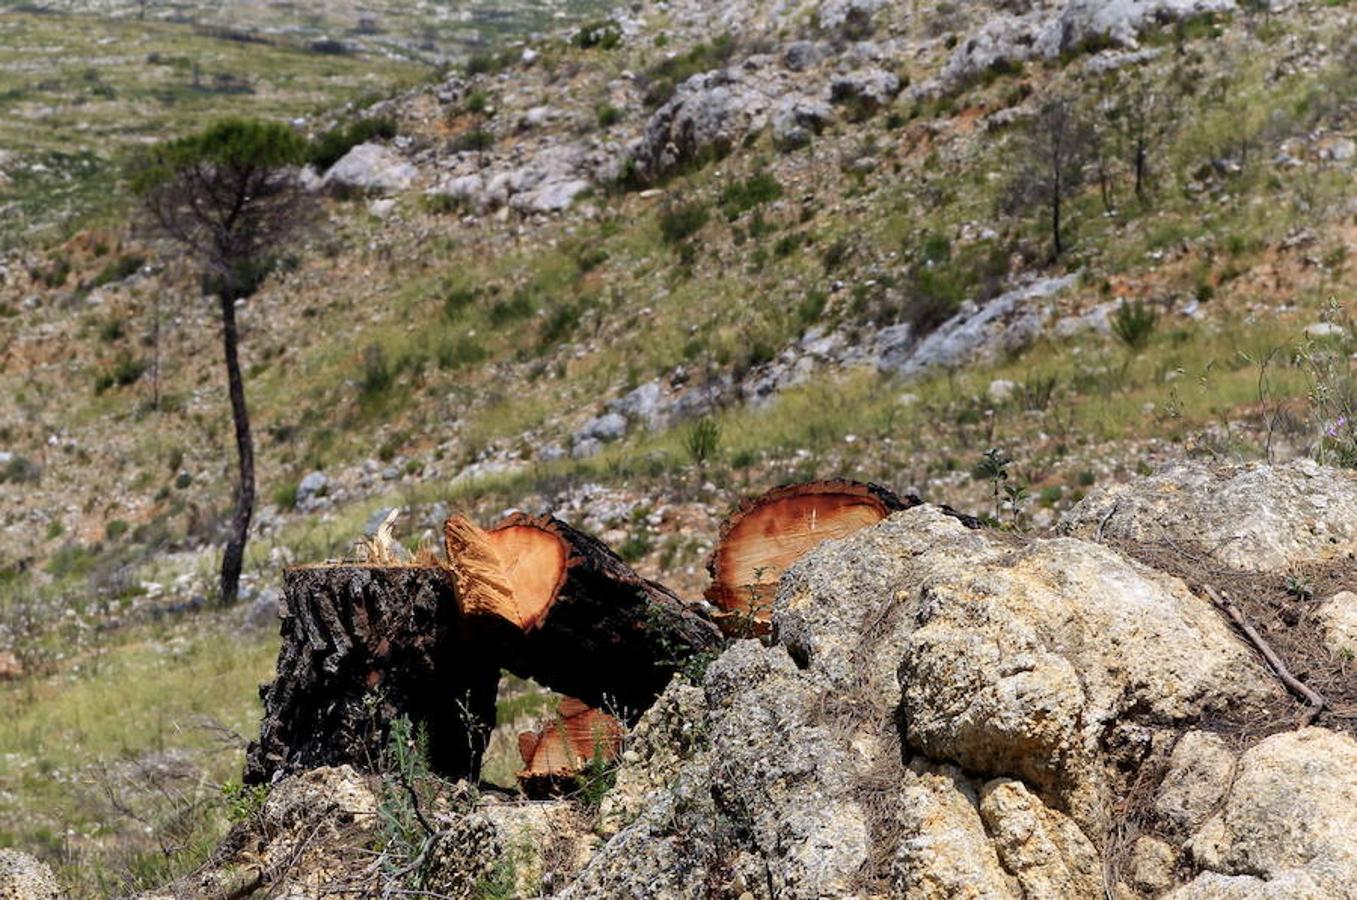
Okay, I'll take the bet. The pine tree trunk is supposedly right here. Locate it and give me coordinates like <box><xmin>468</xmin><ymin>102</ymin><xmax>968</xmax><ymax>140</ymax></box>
<box><xmin>446</xmin><ymin>513</ymin><xmax>724</xmax><ymax>720</ymax></box>
<box><xmin>218</xmin><ymin>294</ymin><xmax>254</xmax><ymax>606</ymax></box>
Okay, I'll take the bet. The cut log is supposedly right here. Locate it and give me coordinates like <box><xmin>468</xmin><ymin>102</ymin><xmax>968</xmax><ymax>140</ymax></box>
<box><xmin>445</xmin><ymin>513</ymin><xmax>723</xmax><ymax>719</ymax></box>
<box><xmin>705</xmin><ymin>480</ymin><xmax>982</xmax><ymax>634</ymax></box>
<box><xmin>516</xmin><ymin>696</ymin><xmax>623</xmax><ymax>798</ymax></box>
<box><xmin>243</xmin><ymin>565</ymin><xmax>500</xmax><ymax>786</ymax></box>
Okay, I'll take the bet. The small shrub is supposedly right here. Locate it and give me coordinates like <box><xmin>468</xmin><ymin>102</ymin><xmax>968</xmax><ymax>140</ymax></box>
<box><xmin>797</xmin><ymin>289</ymin><xmax>828</xmax><ymax>327</ymax></box>
<box><xmin>221</xmin><ymin>780</ymin><xmax>269</xmax><ymax>824</ymax></box>
<box><xmin>94</xmin><ymin>353</ymin><xmax>147</xmax><ymax>393</ymax></box>
<box><xmin>0</xmin><ymin>456</ymin><xmax>40</xmax><ymax>485</ymax></box>
<box><xmin>442</xmin><ymin>283</ymin><xmax>478</xmax><ymax>319</ymax></box>
<box><xmin>434</xmin><ymin>335</ymin><xmax>487</xmax><ymax>370</ymax></box>
<box><xmin>617</xmin><ymin>532</ymin><xmax>652</xmax><ymax>562</ymax></box>
<box><xmin>451</xmin><ymin>129</ymin><xmax>494</xmax><ymax>153</ymax></box>
<box><xmin>684</xmin><ymin>416</ymin><xmax>722</xmax><ymax>466</ymax></box>
<box><xmin>596</xmin><ymin>104</ymin><xmax>623</xmax><ymax>128</ymax></box>
<box><xmin>105</xmin><ymin>519</ymin><xmax>129</xmax><ymax>540</ymax></box>
<box><xmin>360</xmin><ymin>344</ymin><xmax>393</xmax><ymax>396</ymax></box>
<box><xmin>1111</xmin><ymin>300</ymin><xmax>1158</xmax><ymax>351</ymax></box>
<box><xmin>718</xmin><ymin>172</ymin><xmax>781</xmax><ymax>219</ymax></box>
<box><xmin>273</xmin><ymin>481</ymin><xmax>299</xmax><ymax>510</ymax></box>
<box><xmin>574</xmin><ymin>19</ymin><xmax>622</xmax><ymax>50</ymax></box>
<box><xmin>659</xmin><ymin>201</ymin><xmax>710</xmax><ymax>244</ymax></box>
<box><xmin>488</xmin><ymin>290</ymin><xmax>535</xmax><ymax>325</ymax></box>
<box><xmin>90</xmin><ymin>254</ymin><xmax>146</xmax><ymax>289</ymax></box>
<box><xmin>465</xmin><ymin>89</ymin><xmax>491</xmax><ymax>115</ymax></box>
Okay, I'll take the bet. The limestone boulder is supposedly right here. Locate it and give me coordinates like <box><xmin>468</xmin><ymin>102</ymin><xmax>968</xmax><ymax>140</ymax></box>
<box><xmin>1059</xmin><ymin>460</ymin><xmax>1357</xmax><ymax>572</ymax></box>
<box><xmin>1171</xmin><ymin>728</ymin><xmax>1357</xmax><ymax>898</ymax></box>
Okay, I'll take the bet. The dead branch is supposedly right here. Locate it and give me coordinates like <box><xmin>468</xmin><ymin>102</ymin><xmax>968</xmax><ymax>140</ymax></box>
<box><xmin>1204</xmin><ymin>584</ymin><xmax>1327</xmax><ymax>726</ymax></box>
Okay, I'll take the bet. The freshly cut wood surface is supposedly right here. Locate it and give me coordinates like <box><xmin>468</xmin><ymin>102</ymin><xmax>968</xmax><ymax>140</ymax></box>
<box><xmin>485</xmin><ymin>520</ymin><xmax>570</xmax><ymax>630</ymax></box>
<box><xmin>706</xmin><ymin>481</ymin><xmax>909</xmax><ymax>630</ymax></box>
<box><xmin>517</xmin><ymin>696</ymin><xmax>623</xmax><ymax>796</ymax></box>
<box><xmin>442</xmin><ymin>515</ymin><xmax>569</xmax><ymax>630</ymax></box>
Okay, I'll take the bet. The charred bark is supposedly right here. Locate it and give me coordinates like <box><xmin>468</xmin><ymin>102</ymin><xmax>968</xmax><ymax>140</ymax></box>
<box><xmin>243</xmin><ymin>565</ymin><xmax>500</xmax><ymax>785</ymax></box>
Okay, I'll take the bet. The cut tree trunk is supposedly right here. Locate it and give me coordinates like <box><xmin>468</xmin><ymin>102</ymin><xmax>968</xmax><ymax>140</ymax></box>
<box><xmin>244</xmin><ymin>565</ymin><xmax>500</xmax><ymax>785</ymax></box>
<box><xmin>445</xmin><ymin>513</ymin><xmax>723</xmax><ymax>720</ymax></box>
<box><xmin>516</xmin><ymin>696</ymin><xmax>623</xmax><ymax>798</ymax></box>
<box><xmin>705</xmin><ymin>480</ymin><xmax>982</xmax><ymax>634</ymax></box>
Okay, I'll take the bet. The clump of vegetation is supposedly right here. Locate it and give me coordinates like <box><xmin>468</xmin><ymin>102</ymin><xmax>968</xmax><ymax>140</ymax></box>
<box><xmin>685</xmin><ymin>416</ymin><xmax>722</xmax><ymax>466</ymax></box>
<box><xmin>574</xmin><ymin>19</ymin><xmax>622</xmax><ymax>50</ymax></box>
<box><xmin>309</xmin><ymin>116</ymin><xmax>398</xmax><ymax>171</ymax></box>
<box><xmin>642</xmin><ymin>34</ymin><xmax>737</xmax><ymax>107</ymax></box>
<box><xmin>1111</xmin><ymin>300</ymin><xmax>1159</xmax><ymax>351</ymax></box>
<box><xmin>89</xmin><ymin>253</ymin><xmax>146</xmax><ymax>289</ymax></box>
<box><xmin>596</xmin><ymin>103</ymin><xmax>623</xmax><ymax>128</ymax></box>
<box><xmin>719</xmin><ymin>173</ymin><xmax>781</xmax><ymax>220</ymax></box>
<box><xmin>0</xmin><ymin>454</ymin><xmax>41</xmax><ymax>485</ymax></box>
<box><xmin>659</xmin><ymin>201</ymin><xmax>710</xmax><ymax>245</ymax></box>
<box><xmin>94</xmin><ymin>353</ymin><xmax>148</xmax><ymax>393</ymax></box>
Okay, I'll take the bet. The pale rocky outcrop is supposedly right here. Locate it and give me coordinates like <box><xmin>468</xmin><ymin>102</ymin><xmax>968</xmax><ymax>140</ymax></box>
<box><xmin>1059</xmin><ymin>460</ymin><xmax>1357</xmax><ymax>572</ymax></box>
<box><xmin>1170</xmin><ymin>728</ymin><xmax>1357</xmax><ymax>898</ymax></box>
<box><xmin>0</xmin><ymin>849</ymin><xmax>62</xmax><ymax>900</ymax></box>
<box><xmin>937</xmin><ymin>0</ymin><xmax>1237</xmax><ymax>92</ymax></box>
<box><xmin>1319</xmin><ymin>591</ymin><xmax>1357</xmax><ymax>656</ymax></box>
<box><xmin>570</xmin><ymin>500</ymin><xmax>1290</xmax><ymax>896</ymax></box>
<box><xmin>321</xmin><ymin>143</ymin><xmax>418</xmax><ymax>195</ymax></box>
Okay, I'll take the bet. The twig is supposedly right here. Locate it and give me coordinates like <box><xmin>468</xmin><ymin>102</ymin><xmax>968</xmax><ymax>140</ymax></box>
<box><xmin>1204</xmin><ymin>585</ymin><xmax>1326</xmax><ymax>725</ymax></box>
<box><xmin>1094</xmin><ymin>498</ymin><xmax>1120</xmax><ymax>543</ymax></box>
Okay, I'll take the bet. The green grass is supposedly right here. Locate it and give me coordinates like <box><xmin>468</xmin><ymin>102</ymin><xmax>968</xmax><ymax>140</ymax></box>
<box><xmin>0</xmin><ymin>617</ymin><xmax>277</xmax><ymax>896</ymax></box>
<box><xmin>0</xmin><ymin>11</ymin><xmax>424</xmax><ymax>247</ymax></box>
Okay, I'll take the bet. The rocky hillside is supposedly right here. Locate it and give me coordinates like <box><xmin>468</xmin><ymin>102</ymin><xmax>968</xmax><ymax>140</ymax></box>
<box><xmin>1</xmin><ymin>0</ymin><xmax>1357</xmax><ymax>893</ymax></box>
<box><xmin>1</xmin><ymin>460</ymin><xmax>1336</xmax><ymax>899</ymax></box>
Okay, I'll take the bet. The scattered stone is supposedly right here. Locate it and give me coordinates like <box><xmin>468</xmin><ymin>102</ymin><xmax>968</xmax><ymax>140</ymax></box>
<box><xmin>0</xmin><ymin>650</ymin><xmax>23</xmax><ymax>681</ymax></box>
<box><xmin>1173</xmin><ymin>728</ymin><xmax>1357</xmax><ymax>898</ymax></box>
<box><xmin>1129</xmin><ymin>836</ymin><xmax>1178</xmax><ymax>894</ymax></box>
<box><xmin>783</xmin><ymin>41</ymin><xmax>824</xmax><ymax>72</ymax></box>
<box><xmin>1319</xmin><ymin>591</ymin><xmax>1357</xmax><ymax>657</ymax></box>
<box><xmin>1154</xmin><ymin>731</ymin><xmax>1237</xmax><ymax>832</ymax></box>
<box><xmin>0</xmin><ymin>849</ymin><xmax>62</xmax><ymax>900</ymax></box>
<box><xmin>829</xmin><ymin>68</ymin><xmax>901</xmax><ymax>113</ymax></box>
<box><xmin>322</xmin><ymin>143</ymin><xmax>418</xmax><ymax>195</ymax></box>
<box><xmin>987</xmin><ymin>378</ymin><xmax>1017</xmax><ymax>404</ymax></box>
<box><xmin>296</xmin><ymin>471</ymin><xmax>329</xmax><ymax>508</ymax></box>
<box><xmin>1304</xmin><ymin>321</ymin><xmax>1346</xmax><ymax>338</ymax></box>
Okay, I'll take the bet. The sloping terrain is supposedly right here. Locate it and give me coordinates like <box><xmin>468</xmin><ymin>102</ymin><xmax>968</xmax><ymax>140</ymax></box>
<box><xmin>0</xmin><ymin>0</ymin><xmax>1355</xmax><ymax>893</ymax></box>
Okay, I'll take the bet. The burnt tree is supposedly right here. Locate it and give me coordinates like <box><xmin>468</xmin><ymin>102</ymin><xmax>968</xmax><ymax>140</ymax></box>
<box><xmin>445</xmin><ymin>513</ymin><xmax>723</xmax><ymax>718</ymax></box>
<box><xmin>244</xmin><ymin>565</ymin><xmax>500</xmax><ymax>785</ymax></box>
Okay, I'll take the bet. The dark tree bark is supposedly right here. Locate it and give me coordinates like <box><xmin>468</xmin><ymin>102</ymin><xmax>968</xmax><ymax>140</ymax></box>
<box><xmin>218</xmin><ymin>293</ymin><xmax>254</xmax><ymax>606</ymax></box>
<box><xmin>243</xmin><ymin>566</ymin><xmax>501</xmax><ymax>786</ymax></box>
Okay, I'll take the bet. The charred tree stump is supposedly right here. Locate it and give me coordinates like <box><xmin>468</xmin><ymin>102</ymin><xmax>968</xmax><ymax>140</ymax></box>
<box><xmin>445</xmin><ymin>513</ymin><xmax>723</xmax><ymax>720</ymax></box>
<box><xmin>705</xmin><ymin>480</ymin><xmax>981</xmax><ymax>634</ymax></box>
<box><xmin>243</xmin><ymin>565</ymin><xmax>499</xmax><ymax>786</ymax></box>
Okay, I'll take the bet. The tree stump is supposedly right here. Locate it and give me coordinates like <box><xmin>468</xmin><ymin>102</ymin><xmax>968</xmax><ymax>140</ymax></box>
<box><xmin>243</xmin><ymin>565</ymin><xmax>499</xmax><ymax>785</ymax></box>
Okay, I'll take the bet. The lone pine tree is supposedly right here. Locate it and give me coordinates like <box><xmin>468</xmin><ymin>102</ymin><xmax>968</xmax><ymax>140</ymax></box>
<box><xmin>133</xmin><ymin>119</ymin><xmax>313</xmax><ymax>604</ymax></box>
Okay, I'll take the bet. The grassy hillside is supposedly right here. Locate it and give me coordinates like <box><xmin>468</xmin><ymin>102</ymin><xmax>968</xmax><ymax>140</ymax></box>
<box><xmin>1</xmin><ymin>0</ymin><xmax>1356</xmax><ymax>892</ymax></box>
